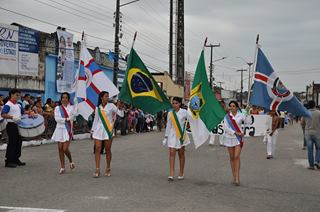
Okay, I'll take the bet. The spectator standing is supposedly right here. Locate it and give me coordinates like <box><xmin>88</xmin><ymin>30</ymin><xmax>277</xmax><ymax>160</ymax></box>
<box><xmin>303</xmin><ymin>100</ymin><xmax>320</xmax><ymax>170</ymax></box>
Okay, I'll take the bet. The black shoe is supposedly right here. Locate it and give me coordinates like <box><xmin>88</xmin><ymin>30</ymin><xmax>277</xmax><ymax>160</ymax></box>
<box><xmin>314</xmin><ymin>163</ymin><xmax>320</xmax><ymax>169</ymax></box>
<box><xmin>5</xmin><ymin>163</ymin><xmax>17</xmax><ymax>168</ymax></box>
<box><xmin>308</xmin><ymin>166</ymin><xmax>315</xmax><ymax>170</ymax></box>
<box><xmin>17</xmin><ymin>160</ymin><xmax>26</xmax><ymax>166</ymax></box>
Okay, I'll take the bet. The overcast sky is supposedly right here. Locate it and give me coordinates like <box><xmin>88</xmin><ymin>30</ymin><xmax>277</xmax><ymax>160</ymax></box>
<box><xmin>1</xmin><ymin>0</ymin><xmax>319</xmax><ymax>92</ymax></box>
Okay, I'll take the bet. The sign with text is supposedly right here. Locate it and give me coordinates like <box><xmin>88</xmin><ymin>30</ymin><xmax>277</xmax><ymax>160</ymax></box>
<box><xmin>212</xmin><ymin>115</ymin><xmax>272</xmax><ymax>137</ymax></box>
<box><xmin>18</xmin><ymin>26</ymin><xmax>39</xmax><ymax>76</ymax></box>
<box><xmin>0</xmin><ymin>23</ymin><xmax>19</xmax><ymax>75</ymax></box>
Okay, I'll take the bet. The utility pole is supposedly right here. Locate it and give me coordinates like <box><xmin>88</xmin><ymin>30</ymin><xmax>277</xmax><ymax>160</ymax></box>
<box><xmin>237</xmin><ymin>69</ymin><xmax>247</xmax><ymax>107</ymax></box>
<box><xmin>113</xmin><ymin>0</ymin><xmax>139</xmax><ymax>87</ymax></box>
<box><xmin>204</xmin><ymin>40</ymin><xmax>220</xmax><ymax>89</ymax></box>
<box><xmin>169</xmin><ymin>0</ymin><xmax>173</xmax><ymax>78</ymax></box>
<box><xmin>113</xmin><ymin>0</ymin><xmax>120</xmax><ymax>87</ymax></box>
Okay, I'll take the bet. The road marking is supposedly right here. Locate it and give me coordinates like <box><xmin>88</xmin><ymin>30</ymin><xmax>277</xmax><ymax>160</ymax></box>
<box><xmin>0</xmin><ymin>206</ymin><xmax>65</xmax><ymax>212</ymax></box>
<box><xmin>89</xmin><ymin>196</ymin><xmax>111</xmax><ymax>200</ymax></box>
<box><xmin>293</xmin><ymin>158</ymin><xmax>308</xmax><ymax>167</ymax></box>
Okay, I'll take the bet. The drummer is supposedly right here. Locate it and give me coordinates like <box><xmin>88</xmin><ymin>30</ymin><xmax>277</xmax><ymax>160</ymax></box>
<box><xmin>1</xmin><ymin>89</ymin><xmax>26</xmax><ymax>168</ymax></box>
<box><xmin>52</xmin><ymin>92</ymin><xmax>75</xmax><ymax>174</ymax></box>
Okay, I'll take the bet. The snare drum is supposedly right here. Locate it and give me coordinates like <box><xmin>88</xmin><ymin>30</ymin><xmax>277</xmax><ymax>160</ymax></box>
<box><xmin>0</xmin><ymin>118</ymin><xmax>6</xmax><ymax>131</ymax></box>
<box><xmin>18</xmin><ymin>114</ymin><xmax>45</xmax><ymax>138</ymax></box>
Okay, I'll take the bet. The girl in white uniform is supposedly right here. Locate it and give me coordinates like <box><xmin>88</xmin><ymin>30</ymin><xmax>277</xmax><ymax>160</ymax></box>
<box><xmin>223</xmin><ymin>101</ymin><xmax>252</xmax><ymax>186</ymax></box>
<box><xmin>52</xmin><ymin>92</ymin><xmax>75</xmax><ymax>174</ymax></box>
<box><xmin>164</xmin><ymin>97</ymin><xmax>190</xmax><ymax>181</ymax></box>
<box><xmin>91</xmin><ymin>91</ymin><xmax>117</xmax><ymax>177</ymax></box>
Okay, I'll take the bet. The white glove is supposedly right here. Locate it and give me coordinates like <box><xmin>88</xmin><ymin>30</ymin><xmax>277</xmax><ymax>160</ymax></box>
<box><xmin>12</xmin><ymin>116</ymin><xmax>21</xmax><ymax>122</ymax></box>
<box><xmin>162</xmin><ymin>138</ymin><xmax>168</xmax><ymax>146</ymax></box>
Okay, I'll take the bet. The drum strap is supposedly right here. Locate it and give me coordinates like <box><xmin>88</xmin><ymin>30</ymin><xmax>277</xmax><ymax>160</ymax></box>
<box><xmin>226</xmin><ymin>113</ymin><xmax>243</xmax><ymax>148</ymax></box>
<box><xmin>169</xmin><ymin>110</ymin><xmax>187</xmax><ymax>145</ymax></box>
<box><xmin>59</xmin><ymin>106</ymin><xmax>73</xmax><ymax>141</ymax></box>
<box><xmin>98</xmin><ymin>106</ymin><xmax>113</xmax><ymax>139</ymax></box>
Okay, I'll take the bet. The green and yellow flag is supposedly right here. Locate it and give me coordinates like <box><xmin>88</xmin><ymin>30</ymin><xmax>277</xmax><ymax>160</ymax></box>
<box><xmin>119</xmin><ymin>48</ymin><xmax>171</xmax><ymax>114</ymax></box>
<box><xmin>188</xmin><ymin>50</ymin><xmax>226</xmax><ymax>148</ymax></box>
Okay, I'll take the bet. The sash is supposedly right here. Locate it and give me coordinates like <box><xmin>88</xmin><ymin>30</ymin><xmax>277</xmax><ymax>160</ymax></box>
<box><xmin>59</xmin><ymin>105</ymin><xmax>73</xmax><ymax>141</ymax></box>
<box><xmin>98</xmin><ymin>106</ymin><xmax>113</xmax><ymax>139</ymax></box>
<box><xmin>225</xmin><ymin>113</ymin><xmax>243</xmax><ymax>148</ymax></box>
<box><xmin>169</xmin><ymin>110</ymin><xmax>187</xmax><ymax>145</ymax></box>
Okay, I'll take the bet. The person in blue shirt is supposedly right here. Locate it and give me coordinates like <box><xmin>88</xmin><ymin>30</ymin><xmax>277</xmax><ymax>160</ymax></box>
<box><xmin>1</xmin><ymin>89</ymin><xmax>25</xmax><ymax>168</ymax></box>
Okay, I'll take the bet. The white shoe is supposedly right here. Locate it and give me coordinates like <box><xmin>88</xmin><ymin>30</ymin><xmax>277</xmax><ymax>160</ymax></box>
<box><xmin>168</xmin><ymin>176</ymin><xmax>174</xmax><ymax>181</ymax></box>
<box><xmin>177</xmin><ymin>175</ymin><xmax>184</xmax><ymax>180</ymax></box>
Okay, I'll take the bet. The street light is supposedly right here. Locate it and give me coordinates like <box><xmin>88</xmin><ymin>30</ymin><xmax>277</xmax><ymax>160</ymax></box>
<box><xmin>237</xmin><ymin>69</ymin><xmax>247</xmax><ymax>107</ymax></box>
<box><xmin>236</xmin><ymin>56</ymin><xmax>253</xmax><ymax>92</ymax></box>
<box><xmin>209</xmin><ymin>56</ymin><xmax>227</xmax><ymax>89</ymax></box>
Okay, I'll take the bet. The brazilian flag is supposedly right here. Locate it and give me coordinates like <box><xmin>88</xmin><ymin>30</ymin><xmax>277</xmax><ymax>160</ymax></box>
<box><xmin>119</xmin><ymin>48</ymin><xmax>171</xmax><ymax>114</ymax></box>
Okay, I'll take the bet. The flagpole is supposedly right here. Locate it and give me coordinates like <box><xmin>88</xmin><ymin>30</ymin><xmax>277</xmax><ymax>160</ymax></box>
<box><xmin>246</xmin><ymin>34</ymin><xmax>259</xmax><ymax>109</ymax></box>
<box><xmin>131</xmin><ymin>31</ymin><xmax>137</xmax><ymax>49</ymax></box>
<box><xmin>73</xmin><ymin>31</ymin><xmax>85</xmax><ymax>115</ymax></box>
<box><xmin>203</xmin><ymin>37</ymin><xmax>208</xmax><ymax>51</ymax></box>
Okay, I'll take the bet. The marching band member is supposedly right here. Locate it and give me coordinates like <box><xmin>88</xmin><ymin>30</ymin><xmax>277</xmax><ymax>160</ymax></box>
<box><xmin>223</xmin><ymin>101</ymin><xmax>252</xmax><ymax>186</ymax></box>
<box><xmin>52</xmin><ymin>92</ymin><xmax>75</xmax><ymax>174</ymax></box>
<box><xmin>1</xmin><ymin>89</ymin><xmax>25</xmax><ymax>168</ymax></box>
<box><xmin>91</xmin><ymin>91</ymin><xmax>117</xmax><ymax>178</ymax></box>
<box><xmin>163</xmin><ymin>97</ymin><xmax>190</xmax><ymax>181</ymax></box>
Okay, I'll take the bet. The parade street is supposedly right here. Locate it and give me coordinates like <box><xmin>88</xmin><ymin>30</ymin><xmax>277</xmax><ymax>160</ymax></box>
<box><xmin>0</xmin><ymin>123</ymin><xmax>319</xmax><ymax>212</ymax></box>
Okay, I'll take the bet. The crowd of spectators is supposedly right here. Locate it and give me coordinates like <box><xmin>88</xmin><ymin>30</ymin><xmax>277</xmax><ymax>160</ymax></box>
<box><xmin>0</xmin><ymin>93</ymin><xmax>167</xmax><ymax>141</ymax></box>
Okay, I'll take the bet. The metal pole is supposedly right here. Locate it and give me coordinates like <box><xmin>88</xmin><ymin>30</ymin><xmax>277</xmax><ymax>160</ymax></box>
<box><xmin>169</xmin><ymin>0</ymin><xmax>173</xmax><ymax>78</ymax></box>
<box><xmin>113</xmin><ymin>0</ymin><xmax>120</xmax><ymax>87</ymax></box>
<box><xmin>204</xmin><ymin>41</ymin><xmax>220</xmax><ymax>89</ymax></box>
<box><xmin>209</xmin><ymin>46</ymin><xmax>213</xmax><ymax>88</ymax></box>
<box><xmin>237</xmin><ymin>69</ymin><xmax>247</xmax><ymax>107</ymax></box>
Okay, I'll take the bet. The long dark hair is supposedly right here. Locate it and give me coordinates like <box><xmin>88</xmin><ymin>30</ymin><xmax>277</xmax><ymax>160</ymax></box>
<box><xmin>60</xmin><ymin>92</ymin><xmax>70</xmax><ymax>102</ymax></box>
<box><xmin>97</xmin><ymin>91</ymin><xmax>109</xmax><ymax>106</ymax></box>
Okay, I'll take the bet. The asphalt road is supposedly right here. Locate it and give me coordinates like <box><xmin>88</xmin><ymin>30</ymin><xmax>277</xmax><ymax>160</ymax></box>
<box><xmin>0</xmin><ymin>123</ymin><xmax>319</xmax><ymax>212</ymax></box>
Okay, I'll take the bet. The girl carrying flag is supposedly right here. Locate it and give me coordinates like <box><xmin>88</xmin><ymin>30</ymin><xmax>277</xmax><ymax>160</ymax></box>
<box><xmin>223</xmin><ymin>101</ymin><xmax>252</xmax><ymax>186</ymax></box>
<box><xmin>91</xmin><ymin>91</ymin><xmax>117</xmax><ymax>178</ymax></box>
<box><xmin>52</xmin><ymin>92</ymin><xmax>75</xmax><ymax>174</ymax></box>
<box><xmin>163</xmin><ymin>97</ymin><xmax>190</xmax><ymax>181</ymax></box>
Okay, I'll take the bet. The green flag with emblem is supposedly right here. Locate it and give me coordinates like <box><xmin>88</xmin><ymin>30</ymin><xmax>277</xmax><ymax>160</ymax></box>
<box><xmin>119</xmin><ymin>48</ymin><xmax>171</xmax><ymax>114</ymax></box>
<box><xmin>188</xmin><ymin>50</ymin><xmax>226</xmax><ymax>148</ymax></box>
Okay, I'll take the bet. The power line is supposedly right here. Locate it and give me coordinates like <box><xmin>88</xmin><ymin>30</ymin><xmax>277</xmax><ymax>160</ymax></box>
<box><xmin>0</xmin><ymin>6</ymin><xmax>114</xmax><ymax>44</ymax></box>
<box><xmin>33</xmin><ymin>0</ymin><xmax>114</xmax><ymax>30</ymax></box>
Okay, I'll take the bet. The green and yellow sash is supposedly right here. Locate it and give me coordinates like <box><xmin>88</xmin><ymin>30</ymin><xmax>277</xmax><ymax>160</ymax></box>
<box><xmin>98</xmin><ymin>106</ymin><xmax>113</xmax><ymax>139</ymax></box>
<box><xmin>169</xmin><ymin>110</ymin><xmax>187</xmax><ymax>145</ymax></box>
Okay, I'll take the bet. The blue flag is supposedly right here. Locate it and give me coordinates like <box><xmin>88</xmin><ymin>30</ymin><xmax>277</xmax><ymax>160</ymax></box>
<box><xmin>250</xmin><ymin>48</ymin><xmax>310</xmax><ymax>117</ymax></box>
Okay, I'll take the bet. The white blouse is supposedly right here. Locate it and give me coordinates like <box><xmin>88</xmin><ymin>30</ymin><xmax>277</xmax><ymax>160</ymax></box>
<box><xmin>54</xmin><ymin>104</ymin><xmax>74</xmax><ymax>129</ymax></box>
<box><xmin>165</xmin><ymin>108</ymin><xmax>190</xmax><ymax>149</ymax></box>
<box><xmin>223</xmin><ymin>111</ymin><xmax>252</xmax><ymax>139</ymax></box>
<box><xmin>91</xmin><ymin>103</ymin><xmax>117</xmax><ymax>140</ymax></box>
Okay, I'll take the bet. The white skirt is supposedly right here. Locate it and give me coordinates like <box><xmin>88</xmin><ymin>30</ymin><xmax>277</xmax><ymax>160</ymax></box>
<box><xmin>51</xmin><ymin>128</ymin><xmax>70</xmax><ymax>142</ymax></box>
<box><xmin>223</xmin><ymin>137</ymin><xmax>240</xmax><ymax>147</ymax></box>
<box><xmin>92</xmin><ymin>125</ymin><xmax>112</xmax><ymax>140</ymax></box>
<box><xmin>167</xmin><ymin>136</ymin><xmax>190</xmax><ymax>149</ymax></box>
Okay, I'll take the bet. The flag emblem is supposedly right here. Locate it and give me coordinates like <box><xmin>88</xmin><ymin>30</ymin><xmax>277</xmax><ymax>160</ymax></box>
<box><xmin>189</xmin><ymin>83</ymin><xmax>205</xmax><ymax>119</ymax></box>
<box><xmin>127</xmin><ymin>68</ymin><xmax>161</xmax><ymax>101</ymax></box>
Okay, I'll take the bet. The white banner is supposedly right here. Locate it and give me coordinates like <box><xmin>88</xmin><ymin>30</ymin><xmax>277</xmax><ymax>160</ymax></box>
<box><xmin>56</xmin><ymin>30</ymin><xmax>74</xmax><ymax>93</ymax></box>
<box><xmin>212</xmin><ymin>115</ymin><xmax>272</xmax><ymax>137</ymax></box>
<box><xmin>0</xmin><ymin>23</ymin><xmax>19</xmax><ymax>75</ymax></box>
